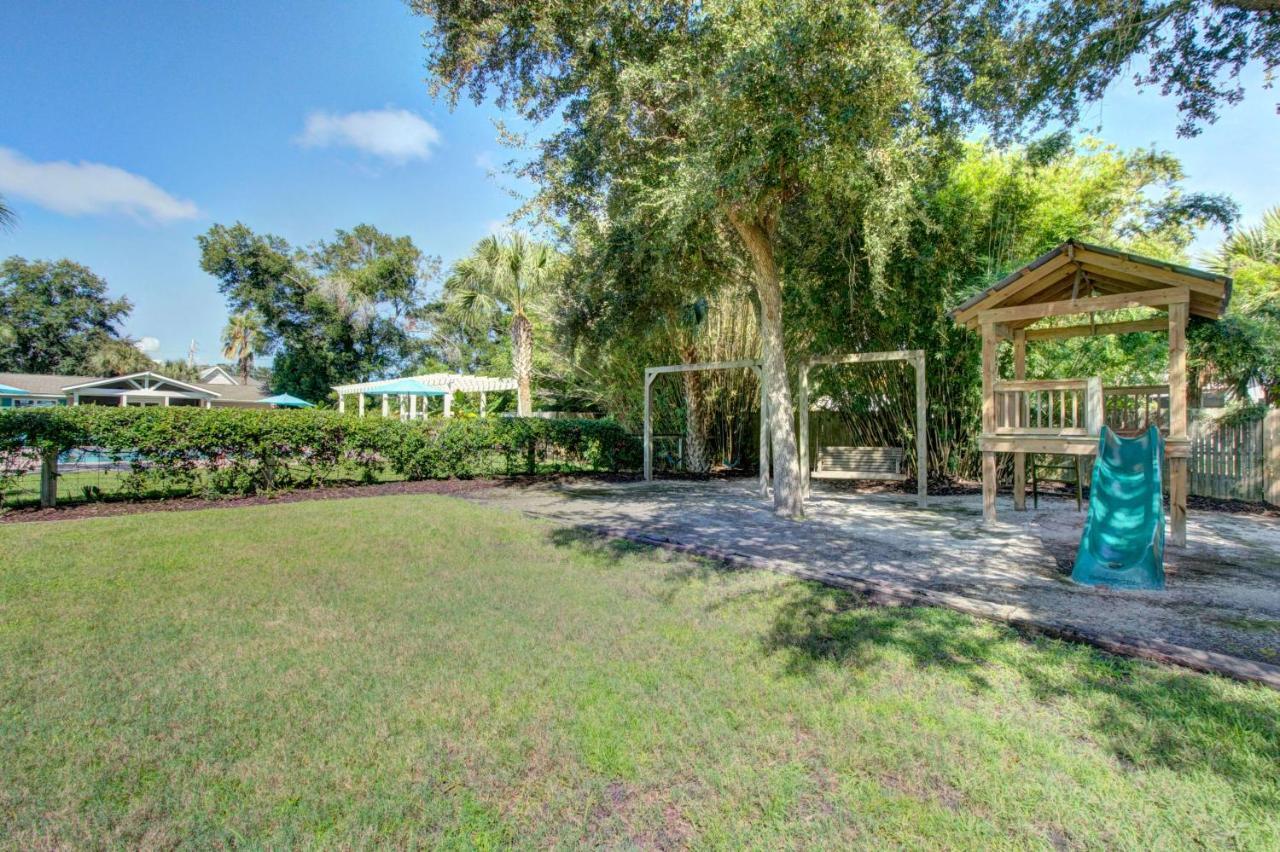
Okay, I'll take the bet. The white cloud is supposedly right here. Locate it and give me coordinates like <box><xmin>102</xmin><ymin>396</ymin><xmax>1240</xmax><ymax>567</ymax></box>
<box><xmin>0</xmin><ymin>148</ymin><xmax>199</xmax><ymax>223</ymax></box>
<box><xmin>135</xmin><ymin>337</ymin><xmax>160</xmax><ymax>355</ymax></box>
<box><xmin>296</xmin><ymin>108</ymin><xmax>441</xmax><ymax>164</ymax></box>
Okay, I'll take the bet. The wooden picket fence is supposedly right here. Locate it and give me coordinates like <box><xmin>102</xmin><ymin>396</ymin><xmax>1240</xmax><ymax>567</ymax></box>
<box><xmin>1187</xmin><ymin>409</ymin><xmax>1277</xmax><ymax>503</ymax></box>
<box><xmin>806</xmin><ymin>403</ymin><xmax>1280</xmax><ymax>506</ymax></box>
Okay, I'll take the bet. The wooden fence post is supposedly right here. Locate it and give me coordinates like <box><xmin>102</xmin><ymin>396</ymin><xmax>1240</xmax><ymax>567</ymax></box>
<box><xmin>1265</xmin><ymin>409</ymin><xmax>1280</xmax><ymax>507</ymax></box>
<box><xmin>39</xmin><ymin>451</ymin><xmax>57</xmax><ymax>508</ymax></box>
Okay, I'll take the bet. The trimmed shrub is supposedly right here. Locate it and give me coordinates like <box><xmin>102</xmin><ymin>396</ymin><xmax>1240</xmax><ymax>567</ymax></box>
<box><xmin>0</xmin><ymin>407</ymin><xmax>640</xmax><ymax>504</ymax></box>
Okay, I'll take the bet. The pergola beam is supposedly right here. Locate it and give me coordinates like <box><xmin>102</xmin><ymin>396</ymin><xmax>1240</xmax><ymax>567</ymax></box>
<box><xmin>1024</xmin><ymin>316</ymin><xmax>1169</xmax><ymax>342</ymax></box>
<box><xmin>978</xmin><ymin>286</ymin><xmax>1189</xmax><ymax>326</ymax></box>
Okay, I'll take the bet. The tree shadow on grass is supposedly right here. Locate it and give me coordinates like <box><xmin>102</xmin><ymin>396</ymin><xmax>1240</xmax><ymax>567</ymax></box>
<box><xmin>545</xmin><ymin>525</ymin><xmax>1280</xmax><ymax>809</ymax></box>
<box><xmin>763</xmin><ymin>581</ymin><xmax>1280</xmax><ymax>809</ymax></box>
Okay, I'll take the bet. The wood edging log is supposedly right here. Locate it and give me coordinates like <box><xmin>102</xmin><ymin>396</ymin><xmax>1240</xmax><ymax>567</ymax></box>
<box><xmin>548</xmin><ymin>517</ymin><xmax>1280</xmax><ymax>692</ymax></box>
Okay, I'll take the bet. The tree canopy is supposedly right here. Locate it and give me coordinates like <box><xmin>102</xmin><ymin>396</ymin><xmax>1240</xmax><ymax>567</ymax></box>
<box><xmin>197</xmin><ymin>223</ymin><xmax>440</xmax><ymax>401</ymax></box>
<box><xmin>0</xmin><ymin>257</ymin><xmax>138</xmax><ymax>375</ymax></box>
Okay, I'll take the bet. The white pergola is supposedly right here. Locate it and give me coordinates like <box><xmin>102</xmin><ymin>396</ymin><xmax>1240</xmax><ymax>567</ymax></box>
<box><xmin>332</xmin><ymin>372</ymin><xmax>518</xmax><ymax>420</ymax></box>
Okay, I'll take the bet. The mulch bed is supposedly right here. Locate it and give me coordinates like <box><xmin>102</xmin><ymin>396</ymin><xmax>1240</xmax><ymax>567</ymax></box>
<box><xmin>0</xmin><ymin>472</ymin><xmax>648</xmax><ymax>525</ymax></box>
<box><xmin>0</xmin><ymin>479</ymin><xmax>497</xmax><ymax>524</ymax></box>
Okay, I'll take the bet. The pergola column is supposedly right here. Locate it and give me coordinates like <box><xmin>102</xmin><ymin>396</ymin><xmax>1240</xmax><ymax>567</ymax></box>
<box><xmin>338</xmin><ymin>394</ymin><xmax>345</xmax><ymax>414</ymax></box>
<box><xmin>443</xmin><ymin>392</ymin><xmax>453</xmax><ymax>418</ymax></box>
<box><xmin>480</xmin><ymin>391</ymin><xmax>487</xmax><ymax>418</ymax></box>
<box><xmin>409</xmin><ymin>394</ymin><xmax>417</xmax><ymax>420</ymax></box>
<box><xmin>1012</xmin><ymin>329</ymin><xmax>1027</xmax><ymax>511</ymax></box>
<box><xmin>358</xmin><ymin>393</ymin><xmax>366</xmax><ymax>418</ymax></box>
<box><xmin>381</xmin><ymin>394</ymin><xmax>389</xmax><ymax>418</ymax></box>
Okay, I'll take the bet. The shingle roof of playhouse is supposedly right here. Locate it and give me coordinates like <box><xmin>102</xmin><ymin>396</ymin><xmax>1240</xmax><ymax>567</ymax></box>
<box><xmin>950</xmin><ymin>240</ymin><xmax>1232</xmax><ymax>331</ymax></box>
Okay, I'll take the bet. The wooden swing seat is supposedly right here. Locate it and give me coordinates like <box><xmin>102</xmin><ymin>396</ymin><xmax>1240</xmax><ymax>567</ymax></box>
<box><xmin>812</xmin><ymin>446</ymin><xmax>908</xmax><ymax>481</ymax></box>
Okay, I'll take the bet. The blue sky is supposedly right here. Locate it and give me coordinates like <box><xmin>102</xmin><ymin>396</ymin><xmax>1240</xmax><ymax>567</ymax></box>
<box><xmin>1</xmin><ymin>0</ymin><xmax>1277</xmax><ymax>363</ymax></box>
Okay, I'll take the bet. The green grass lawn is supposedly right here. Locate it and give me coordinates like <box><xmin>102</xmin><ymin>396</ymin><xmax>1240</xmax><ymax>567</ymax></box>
<box><xmin>1</xmin><ymin>495</ymin><xmax>1277</xmax><ymax>848</ymax></box>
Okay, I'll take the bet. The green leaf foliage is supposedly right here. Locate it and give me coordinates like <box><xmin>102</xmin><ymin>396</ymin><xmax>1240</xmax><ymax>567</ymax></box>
<box><xmin>0</xmin><ymin>408</ymin><xmax>640</xmax><ymax>504</ymax></box>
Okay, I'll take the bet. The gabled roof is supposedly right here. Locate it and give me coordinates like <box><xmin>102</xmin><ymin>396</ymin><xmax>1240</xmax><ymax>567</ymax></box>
<box><xmin>199</xmin><ymin>365</ymin><xmax>238</xmax><ymax>384</ymax></box>
<box><xmin>950</xmin><ymin>240</ymin><xmax>1232</xmax><ymax>331</ymax></box>
<box><xmin>62</xmin><ymin>371</ymin><xmax>222</xmax><ymax>397</ymax></box>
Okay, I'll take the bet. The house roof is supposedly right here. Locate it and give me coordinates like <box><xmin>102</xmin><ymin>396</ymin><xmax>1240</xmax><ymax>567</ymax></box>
<box><xmin>62</xmin><ymin>371</ymin><xmax>221</xmax><ymax>397</ymax></box>
<box><xmin>199</xmin><ymin>365</ymin><xmax>238</xmax><ymax>383</ymax></box>
<box><xmin>0</xmin><ymin>371</ymin><xmax>271</xmax><ymax>402</ymax></box>
<box><xmin>950</xmin><ymin>240</ymin><xmax>1232</xmax><ymax>331</ymax></box>
<box><xmin>0</xmin><ymin>372</ymin><xmax>98</xmax><ymax>397</ymax></box>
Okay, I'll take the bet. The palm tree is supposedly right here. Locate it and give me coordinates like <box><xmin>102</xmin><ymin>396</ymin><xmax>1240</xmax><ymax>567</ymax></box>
<box><xmin>0</xmin><ymin>194</ymin><xmax>15</xmax><ymax>232</ymax></box>
<box><xmin>445</xmin><ymin>233</ymin><xmax>562</xmax><ymax>416</ymax></box>
<box><xmin>1212</xmin><ymin>206</ymin><xmax>1280</xmax><ymax>273</ymax></box>
<box><xmin>221</xmin><ymin>312</ymin><xmax>267</xmax><ymax>384</ymax></box>
<box><xmin>87</xmin><ymin>338</ymin><xmax>155</xmax><ymax>376</ymax></box>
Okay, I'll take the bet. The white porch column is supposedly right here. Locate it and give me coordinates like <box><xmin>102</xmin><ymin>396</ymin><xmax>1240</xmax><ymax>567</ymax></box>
<box><xmin>338</xmin><ymin>394</ymin><xmax>345</xmax><ymax>414</ymax></box>
<box><xmin>381</xmin><ymin>394</ymin><xmax>389</xmax><ymax>417</ymax></box>
<box><xmin>399</xmin><ymin>394</ymin><xmax>406</xmax><ymax>421</ymax></box>
<box><xmin>358</xmin><ymin>394</ymin><xmax>366</xmax><ymax>417</ymax></box>
<box><xmin>119</xmin><ymin>394</ymin><xmax>127</xmax><ymax>407</ymax></box>
<box><xmin>163</xmin><ymin>396</ymin><xmax>171</xmax><ymax>407</ymax></box>
<box><xmin>409</xmin><ymin>394</ymin><xmax>417</xmax><ymax>420</ymax></box>
<box><xmin>479</xmin><ymin>391</ymin><xmax>487</xmax><ymax>418</ymax></box>
<box><xmin>443</xmin><ymin>392</ymin><xmax>453</xmax><ymax>418</ymax></box>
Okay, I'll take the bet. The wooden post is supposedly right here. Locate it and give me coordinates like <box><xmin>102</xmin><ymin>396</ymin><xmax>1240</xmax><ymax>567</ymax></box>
<box><xmin>915</xmin><ymin>351</ymin><xmax>927</xmax><ymax>508</ymax></box>
<box><xmin>1265</xmin><ymin>409</ymin><xmax>1280</xmax><ymax>507</ymax></box>
<box><xmin>980</xmin><ymin>320</ymin><xmax>999</xmax><ymax>524</ymax></box>
<box><xmin>1085</xmin><ymin>376</ymin><xmax>1104</xmax><ymax>436</ymax></box>
<box><xmin>643</xmin><ymin>370</ymin><xmax>653</xmax><ymax>481</ymax></box>
<box><xmin>1012</xmin><ymin>329</ymin><xmax>1026</xmax><ymax>511</ymax></box>
<box><xmin>798</xmin><ymin>361</ymin><xmax>810</xmax><ymax>498</ymax></box>
<box><xmin>755</xmin><ymin>366</ymin><xmax>769</xmax><ymax>498</ymax></box>
<box><xmin>1168</xmin><ymin>298</ymin><xmax>1190</xmax><ymax>546</ymax></box>
<box><xmin>39</xmin><ymin>451</ymin><xmax>57</xmax><ymax>508</ymax></box>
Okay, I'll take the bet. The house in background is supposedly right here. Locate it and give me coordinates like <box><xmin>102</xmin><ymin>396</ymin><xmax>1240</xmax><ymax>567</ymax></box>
<box><xmin>198</xmin><ymin>365</ymin><xmax>239</xmax><ymax>385</ymax></box>
<box><xmin>0</xmin><ymin>369</ymin><xmax>275</xmax><ymax>409</ymax></box>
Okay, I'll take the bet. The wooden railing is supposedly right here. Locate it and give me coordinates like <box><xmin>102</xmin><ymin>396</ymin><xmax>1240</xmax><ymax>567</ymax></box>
<box><xmin>993</xmin><ymin>378</ymin><xmax>1104</xmax><ymax>435</ymax></box>
<box><xmin>1104</xmin><ymin>385</ymin><xmax>1170</xmax><ymax>435</ymax></box>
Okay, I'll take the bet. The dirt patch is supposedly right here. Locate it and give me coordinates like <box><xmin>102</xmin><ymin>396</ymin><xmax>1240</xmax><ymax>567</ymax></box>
<box><xmin>0</xmin><ymin>479</ymin><xmax>497</xmax><ymax>524</ymax></box>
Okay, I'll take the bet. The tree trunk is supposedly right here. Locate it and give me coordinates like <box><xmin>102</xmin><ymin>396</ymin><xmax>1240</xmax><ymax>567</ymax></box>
<box><xmin>240</xmin><ymin>356</ymin><xmax>251</xmax><ymax>385</ymax></box>
<box><xmin>728</xmin><ymin>210</ymin><xmax>804</xmax><ymax>518</ymax></box>
<box><xmin>511</xmin><ymin>312</ymin><xmax>534</xmax><ymax>416</ymax></box>
<box><xmin>681</xmin><ymin>352</ymin><xmax>711</xmax><ymax>474</ymax></box>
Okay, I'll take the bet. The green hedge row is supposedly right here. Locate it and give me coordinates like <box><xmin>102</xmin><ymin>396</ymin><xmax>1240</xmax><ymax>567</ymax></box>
<box><xmin>0</xmin><ymin>407</ymin><xmax>641</xmax><ymax>502</ymax></box>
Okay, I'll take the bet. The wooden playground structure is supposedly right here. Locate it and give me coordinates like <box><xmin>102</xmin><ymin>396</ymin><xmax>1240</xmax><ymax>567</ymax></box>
<box><xmin>951</xmin><ymin>240</ymin><xmax>1232</xmax><ymax>546</ymax></box>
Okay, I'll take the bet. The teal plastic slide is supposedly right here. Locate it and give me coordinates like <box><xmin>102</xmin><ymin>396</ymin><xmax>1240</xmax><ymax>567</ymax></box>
<box><xmin>1071</xmin><ymin>425</ymin><xmax>1166</xmax><ymax>590</ymax></box>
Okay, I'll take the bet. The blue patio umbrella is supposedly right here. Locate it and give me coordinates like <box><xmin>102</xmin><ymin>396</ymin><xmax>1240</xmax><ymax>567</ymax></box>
<box><xmin>363</xmin><ymin>379</ymin><xmax>447</xmax><ymax>396</ymax></box>
<box><xmin>259</xmin><ymin>393</ymin><xmax>315</xmax><ymax>408</ymax></box>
